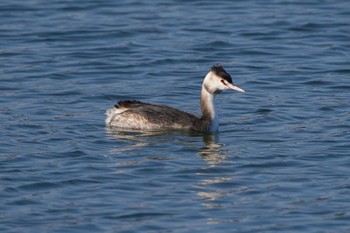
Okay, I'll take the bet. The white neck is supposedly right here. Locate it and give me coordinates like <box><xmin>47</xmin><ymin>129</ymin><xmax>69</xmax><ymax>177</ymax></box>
<box><xmin>200</xmin><ymin>84</ymin><xmax>219</xmax><ymax>131</ymax></box>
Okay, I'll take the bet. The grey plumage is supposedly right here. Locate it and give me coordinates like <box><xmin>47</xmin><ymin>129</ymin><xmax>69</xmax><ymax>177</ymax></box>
<box><xmin>105</xmin><ymin>66</ymin><xmax>244</xmax><ymax>132</ymax></box>
<box><xmin>109</xmin><ymin>100</ymin><xmax>210</xmax><ymax>131</ymax></box>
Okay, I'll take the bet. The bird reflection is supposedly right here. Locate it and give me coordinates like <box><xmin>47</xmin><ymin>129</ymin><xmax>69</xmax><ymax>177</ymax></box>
<box><xmin>107</xmin><ymin>127</ymin><xmax>235</xmax><ymax>219</ymax></box>
<box><xmin>197</xmin><ymin>132</ymin><xmax>228</xmax><ymax>165</ymax></box>
<box><xmin>106</xmin><ymin>128</ymin><xmax>228</xmax><ymax>165</ymax></box>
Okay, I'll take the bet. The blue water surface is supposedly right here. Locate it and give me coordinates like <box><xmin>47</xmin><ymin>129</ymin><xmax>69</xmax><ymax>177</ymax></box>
<box><xmin>1</xmin><ymin>0</ymin><xmax>350</xmax><ymax>232</ymax></box>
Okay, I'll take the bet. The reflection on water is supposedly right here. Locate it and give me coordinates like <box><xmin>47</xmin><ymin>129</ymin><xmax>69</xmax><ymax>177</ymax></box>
<box><xmin>107</xmin><ymin>127</ymin><xmax>235</xmax><ymax>222</ymax></box>
<box><xmin>106</xmin><ymin>127</ymin><xmax>180</xmax><ymax>140</ymax></box>
<box><xmin>194</xmin><ymin>133</ymin><xmax>235</xmax><ymax>217</ymax></box>
<box><xmin>198</xmin><ymin>132</ymin><xmax>228</xmax><ymax>165</ymax></box>
<box><xmin>106</xmin><ymin>128</ymin><xmax>229</xmax><ymax>165</ymax></box>
<box><xmin>106</xmin><ymin>128</ymin><xmax>162</xmax><ymax>152</ymax></box>
<box><xmin>197</xmin><ymin>177</ymin><xmax>234</xmax><ymax>203</ymax></box>
<box><xmin>196</xmin><ymin>176</ymin><xmax>234</xmax><ymax>205</ymax></box>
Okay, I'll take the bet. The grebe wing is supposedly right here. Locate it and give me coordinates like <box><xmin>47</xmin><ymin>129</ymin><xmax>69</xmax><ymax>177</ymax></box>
<box><xmin>109</xmin><ymin>100</ymin><xmax>198</xmax><ymax>129</ymax></box>
<box><xmin>115</xmin><ymin>100</ymin><xmax>146</xmax><ymax>109</ymax></box>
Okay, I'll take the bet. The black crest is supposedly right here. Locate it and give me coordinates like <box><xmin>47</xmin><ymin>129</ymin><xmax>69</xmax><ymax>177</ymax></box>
<box><xmin>114</xmin><ymin>100</ymin><xmax>144</xmax><ymax>108</ymax></box>
<box><xmin>211</xmin><ymin>65</ymin><xmax>233</xmax><ymax>83</ymax></box>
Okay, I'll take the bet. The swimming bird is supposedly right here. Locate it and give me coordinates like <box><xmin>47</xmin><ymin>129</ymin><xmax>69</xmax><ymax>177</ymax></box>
<box><xmin>105</xmin><ymin>65</ymin><xmax>245</xmax><ymax>132</ymax></box>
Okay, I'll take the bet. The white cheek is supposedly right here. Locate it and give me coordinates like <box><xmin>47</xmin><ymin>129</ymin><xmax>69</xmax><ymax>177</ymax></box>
<box><xmin>217</xmin><ymin>83</ymin><xmax>224</xmax><ymax>89</ymax></box>
<box><xmin>215</xmin><ymin>81</ymin><xmax>223</xmax><ymax>89</ymax></box>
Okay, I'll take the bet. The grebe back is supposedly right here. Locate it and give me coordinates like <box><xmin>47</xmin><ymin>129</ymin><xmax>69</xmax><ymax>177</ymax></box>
<box><xmin>105</xmin><ymin>65</ymin><xmax>244</xmax><ymax>132</ymax></box>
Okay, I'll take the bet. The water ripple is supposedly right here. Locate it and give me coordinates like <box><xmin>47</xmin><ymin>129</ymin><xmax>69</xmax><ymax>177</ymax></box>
<box><xmin>1</xmin><ymin>0</ymin><xmax>350</xmax><ymax>232</ymax></box>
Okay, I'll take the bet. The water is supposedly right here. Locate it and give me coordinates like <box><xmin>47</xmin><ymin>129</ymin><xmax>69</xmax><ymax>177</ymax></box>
<box><xmin>1</xmin><ymin>0</ymin><xmax>350</xmax><ymax>232</ymax></box>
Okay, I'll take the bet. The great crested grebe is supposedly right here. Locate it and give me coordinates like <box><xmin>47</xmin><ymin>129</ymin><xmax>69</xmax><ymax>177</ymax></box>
<box><xmin>105</xmin><ymin>65</ymin><xmax>245</xmax><ymax>132</ymax></box>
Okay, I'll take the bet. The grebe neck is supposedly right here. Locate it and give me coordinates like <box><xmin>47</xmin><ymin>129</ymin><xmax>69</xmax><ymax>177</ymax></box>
<box><xmin>200</xmin><ymin>83</ymin><xmax>219</xmax><ymax>131</ymax></box>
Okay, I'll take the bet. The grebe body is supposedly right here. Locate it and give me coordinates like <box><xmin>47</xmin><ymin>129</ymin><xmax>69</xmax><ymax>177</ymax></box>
<box><xmin>105</xmin><ymin>66</ymin><xmax>244</xmax><ymax>132</ymax></box>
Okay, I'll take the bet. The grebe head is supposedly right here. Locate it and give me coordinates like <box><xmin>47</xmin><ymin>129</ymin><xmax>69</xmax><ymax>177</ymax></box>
<box><xmin>203</xmin><ymin>65</ymin><xmax>245</xmax><ymax>94</ymax></box>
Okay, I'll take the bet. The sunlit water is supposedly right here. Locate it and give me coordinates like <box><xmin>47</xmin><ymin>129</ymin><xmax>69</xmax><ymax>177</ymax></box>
<box><xmin>1</xmin><ymin>0</ymin><xmax>350</xmax><ymax>232</ymax></box>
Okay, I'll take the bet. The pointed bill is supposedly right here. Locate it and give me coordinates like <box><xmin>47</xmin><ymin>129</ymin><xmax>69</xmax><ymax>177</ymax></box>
<box><xmin>226</xmin><ymin>83</ymin><xmax>245</xmax><ymax>92</ymax></box>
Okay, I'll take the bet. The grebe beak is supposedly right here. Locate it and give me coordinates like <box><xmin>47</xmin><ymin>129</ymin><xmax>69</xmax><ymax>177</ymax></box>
<box><xmin>227</xmin><ymin>83</ymin><xmax>245</xmax><ymax>93</ymax></box>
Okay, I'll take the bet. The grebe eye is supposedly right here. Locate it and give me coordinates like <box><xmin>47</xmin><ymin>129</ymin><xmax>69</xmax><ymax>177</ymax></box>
<box><xmin>221</xmin><ymin>79</ymin><xmax>226</xmax><ymax>85</ymax></box>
